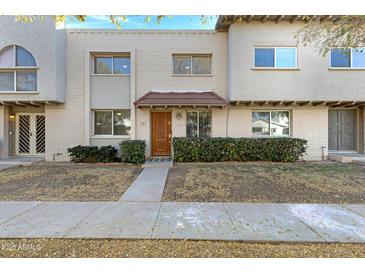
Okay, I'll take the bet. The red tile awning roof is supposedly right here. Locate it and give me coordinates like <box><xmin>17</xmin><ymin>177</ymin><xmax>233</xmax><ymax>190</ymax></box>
<box><xmin>134</xmin><ymin>91</ymin><xmax>227</xmax><ymax>107</ymax></box>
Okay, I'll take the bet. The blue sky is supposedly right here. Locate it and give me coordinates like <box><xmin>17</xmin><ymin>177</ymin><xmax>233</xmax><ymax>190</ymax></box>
<box><xmin>65</xmin><ymin>15</ymin><xmax>217</xmax><ymax>29</ymax></box>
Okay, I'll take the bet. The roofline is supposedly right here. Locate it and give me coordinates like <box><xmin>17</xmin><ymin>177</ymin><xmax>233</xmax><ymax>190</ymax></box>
<box><xmin>66</xmin><ymin>29</ymin><xmax>217</xmax><ymax>34</ymax></box>
<box><xmin>215</xmin><ymin>15</ymin><xmax>341</xmax><ymax>31</ymax></box>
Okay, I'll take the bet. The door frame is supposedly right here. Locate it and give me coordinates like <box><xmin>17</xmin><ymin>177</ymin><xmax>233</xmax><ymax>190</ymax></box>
<box><xmin>15</xmin><ymin>113</ymin><xmax>45</xmax><ymax>156</ymax></box>
<box><xmin>150</xmin><ymin>111</ymin><xmax>172</xmax><ymax>156</ymax></box>
<box><xmin>328</xmin><ymin>109</ymin><xmax>357</xmax><ymax>151</ymax></box>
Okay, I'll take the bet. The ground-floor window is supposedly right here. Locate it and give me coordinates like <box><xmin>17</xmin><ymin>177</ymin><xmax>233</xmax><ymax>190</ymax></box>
<box><xmin>186</xmin><ymin>111</ymin><xmax>211</xmax><ymax>137</ymax></box>
<box><xmin>94</xmin><ymin>110</ymin><xmax>131</xmax><ymax>136</ymax></box>
<box><xmin>252</xmin><ymin>110</ymin><xmax>290</xmax><ymax>136</ymax></box>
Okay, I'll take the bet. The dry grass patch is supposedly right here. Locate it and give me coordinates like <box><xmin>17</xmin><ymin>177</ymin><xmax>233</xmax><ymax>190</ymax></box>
<box><xmin>0</xmin><ymin>162</ymin><xmax>142</xmax><ymax>201</ymax></box>
<box><xmin>163</xmin><ymin>162</ymin><xmax>365</xmax><ymax>203</ymax></box>
<box><xmin>0</xmin><ymin>239</ymin><xmax>364</xmax><ymax>258</ymax></box>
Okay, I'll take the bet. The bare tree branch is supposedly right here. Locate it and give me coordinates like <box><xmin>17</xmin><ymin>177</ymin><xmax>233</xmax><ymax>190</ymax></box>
<box><xmin>13</xmin><ymin>15</ymin><xmax>214</xmax><ymax>29</ymax></box>
<box><xmin>295</xmin><ymin>16</ymin><xmax>365</xmax><ymax>56</ymax></box>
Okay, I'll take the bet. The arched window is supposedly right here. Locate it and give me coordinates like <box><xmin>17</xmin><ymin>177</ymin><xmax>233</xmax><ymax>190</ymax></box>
<box><xmin>0</xmin><ymin>45</ymin><xmax>37</xmax><ymax>92</ymax></box>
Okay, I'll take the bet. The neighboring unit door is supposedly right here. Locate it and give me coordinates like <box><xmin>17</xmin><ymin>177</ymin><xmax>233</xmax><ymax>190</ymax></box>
<box><xmin>328</xmin><ymin>109</ymin><xmax>355</xmax><ymax>151</ymax></box>
<box><xmin>328</xmin><ymin>110</ymin><xmax>338</xmax><ymax>150</ymax></box>
<box><xmin>16</xmin><ymin>113</ymin><xmax>46</xmax><ymax>156</ymax></box>
<box><xmin>151</xmin><ymin>112</ymin><xmax>171</xmax><ymax>156</ymax></box>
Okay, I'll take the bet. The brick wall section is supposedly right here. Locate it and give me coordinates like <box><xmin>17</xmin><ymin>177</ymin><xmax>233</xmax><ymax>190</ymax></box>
<box><xmin>292</xmin><ymin>108</ymin><xmax>328</xmax><ymax>160</ymax></box>
<box><xmin>227</xmin><ymin>108</ymin><xmax>252</xmax><ymax>137</ymax></box>
<box><xmin>212</xmin><ymin>108</ymin><xmax>228</xmax><ymax>137</ymax></box>
<box><xmin>43</xmin><ymin>29</ymin><xmax>330</xmax><ymax>161</ymax></box>
<box><xmin>171</xmin><ymin>109</ymin><xmax>186</xmax><ymax>137</ymax></box>
<box><xmin>44</xmin><ymin>30</ymin><xmax>227</xmax><ymax>161</ymax></box>
<box><xmin>136</xmin><ymin>108</ymin><xmax>151</xmax><ymax>156</ymax></box>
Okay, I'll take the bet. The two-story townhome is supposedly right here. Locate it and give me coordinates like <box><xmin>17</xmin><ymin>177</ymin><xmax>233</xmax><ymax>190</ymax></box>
<box><xmin>0</xmin><ymin>15</ymin><xmax>364</xmax><ymax>161</ymax></box>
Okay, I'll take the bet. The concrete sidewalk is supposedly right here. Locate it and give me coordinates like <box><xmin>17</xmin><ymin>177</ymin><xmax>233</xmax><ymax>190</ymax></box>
<box><xmin>0</xmin><ymin>157</ymin><xmax>44</xmax><ymax>171</ymax></box>
<box><xmin>1</xmin><ymin>201</ymin><xmax>365</xmax><ymax>242</ymax></box>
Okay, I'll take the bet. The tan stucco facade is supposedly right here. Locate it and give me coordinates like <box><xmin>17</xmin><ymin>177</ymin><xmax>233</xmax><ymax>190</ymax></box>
<box><xmin>227</xmin><ymin>21</ymin><xmax>365</xmax><ymax>102</ymax></box>
<box><xmin>0</xmin><ymin>16</ymin><xmax>364</xmax><ymax>161</ymax></box>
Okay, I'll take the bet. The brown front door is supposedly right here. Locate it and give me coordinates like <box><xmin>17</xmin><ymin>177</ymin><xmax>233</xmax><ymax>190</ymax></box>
<box><xmin>151</xmin><ymin>112</ymin><xmax>171</xmax><ymax>156</ymax></box>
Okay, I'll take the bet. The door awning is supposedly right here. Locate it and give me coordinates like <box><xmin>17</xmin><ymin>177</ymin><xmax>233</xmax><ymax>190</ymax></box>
<box><xmin>134</xmin><ymin>91</ymin><xmax>227</xmax><ymax>108</ymax></box>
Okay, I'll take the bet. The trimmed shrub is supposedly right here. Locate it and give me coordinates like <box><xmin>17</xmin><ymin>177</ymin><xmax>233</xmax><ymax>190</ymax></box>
<box><xmin>173</xmin><ymin>137</ymin><xmax>307</xmax><ymax>163</ymax></box>
<box><xmin>67</xmin><ymin>145</ymin><xmax>116</xmax><ymax>163</ymax></box>
<box><xmin>120</xmin><ymin>140</ymin><xmax>146</xmax><ymax>164</ymax></box>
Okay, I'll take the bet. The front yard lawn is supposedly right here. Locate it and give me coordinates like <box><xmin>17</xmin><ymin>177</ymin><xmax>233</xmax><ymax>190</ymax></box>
<box><xmin>162</xmin><ymin>162</ymin><xmax>365</xmax><ymax>203</ymax></box>
<box><xmin>0</xmin><ymin>162</ymin><xmax>142</xmax><ymax>201</ymax></box>
<box><xmin>0</xmin><ymin>239</ymin><xmax>364</xmax><ymax>258</ymax></box>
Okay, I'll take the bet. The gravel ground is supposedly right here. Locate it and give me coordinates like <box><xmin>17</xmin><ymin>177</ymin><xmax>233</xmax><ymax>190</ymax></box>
<box><xmin>0</xmin><ymin>162</ymin><xmax>142</xmax><ymax>201</ymax></box>
<box><xmin>0</xmin><ymin>239</ymin><xmax>364</xmax><ymax>257</ymax></box>
<box><xmin>163</xmin><ymin>162</ymin><xmax>365</xmax><ymax>203</ymax></box>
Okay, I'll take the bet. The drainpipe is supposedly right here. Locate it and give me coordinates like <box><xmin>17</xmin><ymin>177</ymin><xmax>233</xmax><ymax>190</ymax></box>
<box><xmin>226</xmin><ymin>105</ymin><xmax>230</xmax><ymax>137</ymax></box>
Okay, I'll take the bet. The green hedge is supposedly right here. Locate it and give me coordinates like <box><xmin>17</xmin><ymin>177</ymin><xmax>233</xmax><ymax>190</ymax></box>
<box><xmin>67</xmin><ymin>145</ymin><xmax>116</xmax><ymax>163</ymax></box>
<box><xmin>120</xmin><ymin>140</ymin><xmax>146</xmax><ymax>164</ymax></box>
<box><xmin>173</xmin><ymin>137</ymin><xmax>307</xmax><ymax>163</ymax></box>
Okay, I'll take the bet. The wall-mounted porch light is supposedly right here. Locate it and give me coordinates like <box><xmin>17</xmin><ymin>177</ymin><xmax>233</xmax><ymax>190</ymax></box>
<box><xmin>9</xmin><ymin>113</ymin><xmax>15</xmax><ymax>120</ymax></box>
<box><xmin>176</xmin><ymin>112</ymin><xmax>182</xmax><ymax>120</ymax></box>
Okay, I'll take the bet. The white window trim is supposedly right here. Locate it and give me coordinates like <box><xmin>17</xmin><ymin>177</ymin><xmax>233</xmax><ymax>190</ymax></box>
<box><xmin>90</xmin><ymin>73</ymin><xmax>130</xmax><ymax>77</ymax></box>
<box><xmin>329</xmin><ymin>47</ymin><xmax>365</xmax><ymax>69</ymax></box>
<box><xmin>0</xmin><ymin>45</ymin><xmax>38</xmax><ymax>93</ymax></box>
<box><xmin>253</xmin><ymin>47</ymin><xmax>298</xmax><ymax>69</ymax></box>
<box><xmin>186</xmin><ymin>110</ymin><xmax>212</xmax><ymax>137</ymax></box>
<box><xmin>172</xmin><ymin>54</ymin><xmax>212</xmax><ymax>75</ymax></box>
<box><xmin>93</xmin><ymin>110</ymin><xmax>131</xmax><ymax>138</ymax></box>
<box><xmin>93</xmin><ymin>55</ymin><xmax>131</xmax><ymax>75</ymax></box>
<box><xmin>251</xmin><ymin>110</ymin><xmax>291</xmax><ymax>137</ymax></box>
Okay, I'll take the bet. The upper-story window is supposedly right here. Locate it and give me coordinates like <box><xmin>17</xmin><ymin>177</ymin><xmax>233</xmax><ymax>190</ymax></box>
<box><xmin>94</xmin><ymin>55</ymin><xmax>130</xmax><ymax>74</ymax></box>
<box><xmin>173</xmin><ymin>54</ymin><xmax>212</xmax><ymax>75</ymax></box>
<box><xmin>330</xmin><ymin>48</ymin><xmax>365</xmax><ymax>68</ymax></box>
<box><xmin>0</xmin><ymin>45</ymin><xmax>37</xmax><ymax>92</ymax></box>
<box><xmin>254</xmin><ymin>47</ymin><xmax>297</xmax><ymax>68</ymax></box>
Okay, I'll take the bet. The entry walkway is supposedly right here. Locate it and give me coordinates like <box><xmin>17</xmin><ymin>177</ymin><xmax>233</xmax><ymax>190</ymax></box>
<box><xmin>0</xmin><ymin>201</ymin><xmax>365</xmax><ymax>243</ymax></box>
<box><xmin>119</xmin><ymin>167</ymin><xmax>169</xmax><ymax>202</ymax></box>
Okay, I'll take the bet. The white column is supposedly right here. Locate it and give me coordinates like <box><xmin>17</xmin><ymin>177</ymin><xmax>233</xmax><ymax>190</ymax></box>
<box><xmin>0</xmin><ymin>106</ymin><xmax>9</xmax><ymax>159</ymax></box>
<box><xmin>83</xmin><ymin>50</ymin><xmax>91</xmax><ymax>145</ymax></box>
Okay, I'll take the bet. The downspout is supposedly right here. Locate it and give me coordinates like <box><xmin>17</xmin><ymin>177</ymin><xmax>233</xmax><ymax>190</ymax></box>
<box><xmin>359</xmin><ymin>106</ymin><xmax>365</xmax><ymax>154</ymax></box>
<box><xmin>321</xmin><ymin>146</ymin><xmax>326</xmax><ymax>161</ymax></box>
<box><xmin>226</xmin><ymin>105</ymin><xmax>230</xmax><ymax>137</ymax></box>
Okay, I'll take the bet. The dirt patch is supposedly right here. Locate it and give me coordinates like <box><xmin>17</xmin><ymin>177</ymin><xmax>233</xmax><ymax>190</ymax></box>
<box><xmin>0</xmin><ymin>239</ymin><xmax>364</xmax><ymax>257</ymax></box>
<box><xmin>0</xmin><ymin>162</ymin><xmax>142</xmax><ymax>201</ymax></box>
<box><xmin>162</xmin><ymin>162</ymin><xmax>365</xmax><ymax>203</ymax></box>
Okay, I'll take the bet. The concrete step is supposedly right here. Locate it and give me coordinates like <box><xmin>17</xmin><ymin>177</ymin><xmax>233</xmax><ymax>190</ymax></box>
<box><xmin>328</xmin><ymin>153</ymin><xmax>365</xmax><ymax>164</ymax></box>
<box><xmin>353</xmin><ymin>160</ymin><xmax>365</xmax><ymax>166</ymax></box>
<box><xmin>143</xmin><ymin>163</ymin><xmax>172</xmax><ymax>168</ymax></box>
<box><xmin>143</xmin><ymin>157</ymin><xmax>173</xmax><ymax>168</ymax></box>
